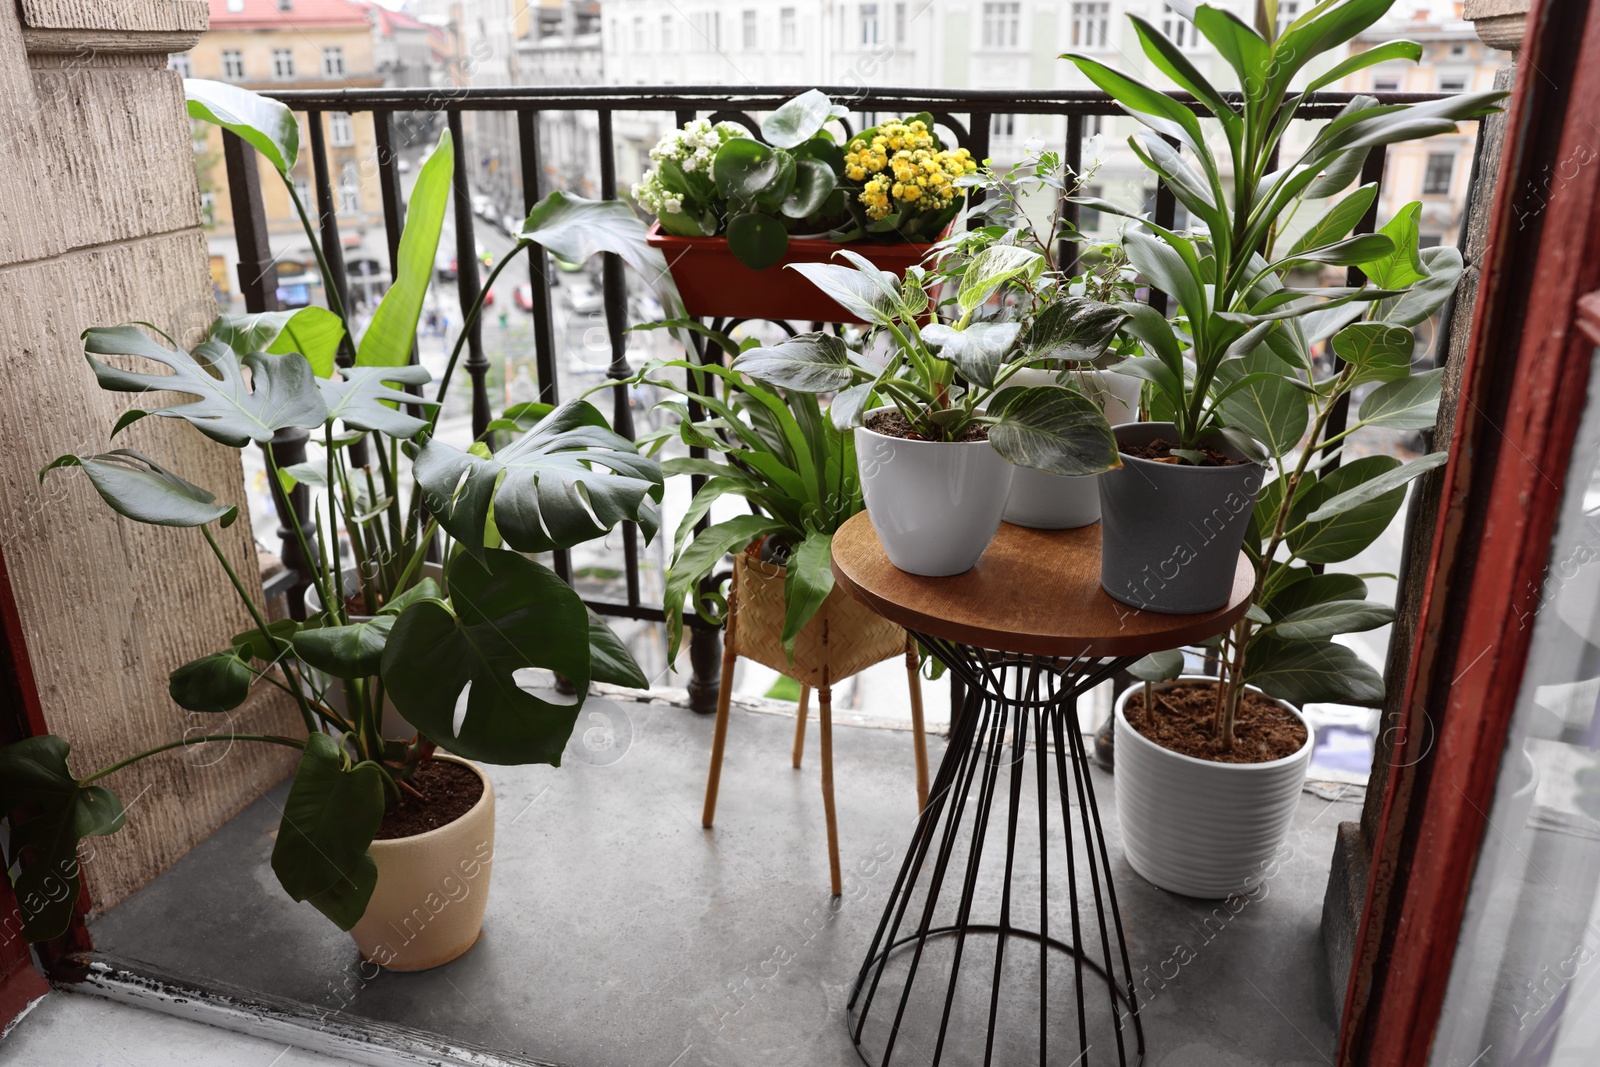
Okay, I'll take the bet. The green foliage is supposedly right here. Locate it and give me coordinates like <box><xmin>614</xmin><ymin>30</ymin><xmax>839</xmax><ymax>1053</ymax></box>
<box><xmin>357</xmin><ymin>132</ymin><xmax>454</xmax><ymax>368</ymax></box>
<box><xmin>184</xmin><ymin>78</ymin><xmax>298</xmax><ymax>174</ymax></box>
<box><xmin>270</xmin><ymin>733</ymin><xmax>385</xmax><ymax>930</ymax></box>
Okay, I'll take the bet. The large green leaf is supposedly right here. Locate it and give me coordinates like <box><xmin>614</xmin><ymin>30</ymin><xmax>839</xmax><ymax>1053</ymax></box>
<box><xmin>987</xmin><ymin>386</ymin><xmax>1121</xmax><ymax>477</ymax></box>
<box><xmin>1357</xmin><ymin>202</ymin><xmax>1428</xmax><ymax>290</ymax></box>
<box><xmin>1124</xmin><ymin>231</ymin><xmax>1206</xmax><ymax>323</ymax></box>
<box><xmin>1063</xmin><ymin>54</ymin><xmax>1206</xmax><ymax>150</ymax></box>
<box><xmin>734</xmin><ymin>332</ymin><xmax>863</xmax><ymax>393</ymax></box>
<box><xmin>84</xmin><ymin>326</ymin><xmax>326</xmax><ymax>447</ymax></box>
<box><xmin>714</xmin><ymin>138</ymin><xmax>791</xmax><ymax>202</ymax></box>
<box><xmin>413</xmin><ymin>399</ymin><xmax>662</xmax><ymax>557</ymax></box>
<box><xmin>1305</xmin><ymin>40</ymin><xmax>1425</xmax><ymax>93</ymax></box>
<box><xmin>1288</xmin><ymin>455</ymin><xmax>1404</xmax><ymax>563</ymax></box>
<box><xmin>185</xmin><ymin>78</ymin><xmax>299</xmax><ymax>174</ymax></box>
<box><xmin>41</xmin><ymin>450</ymin><xmax>238</xmax><ymax>528</ymax></box>
<box><xmin>520</xmin><ymin>191</ymin><xmax>682</xmax><ymax>313</ymax></box>
<box><xmin>1332</xmin><ymin>322</ymin><xmax>1414</xmax><ymax>387</ymax></box>
<box><xmin>781</xmin><ymin>530</ymin><xmax>834</xmax><ymax>657</ymax></box>
<box><xmin>269</xmin><ymin>732</ymin><xmax>384</xmax><ymax>931</ymax></box>
<box><xmin>1287</xmin><ymin>184</ymin><xmax>1378</xmax><ymax>257</ymax></box>
<box><xmin>357</xmin><ymin>132</ymin><xmax>453</xmax><ymax>368</ymax></box>
<box><xmin>0</xmin><ymin>736</ymin><xmax>126</xmax><ymax>942</ymax></box>
<box><xmin>292</xmin><ymin>616</ymin><xmax>395</xmax><ymax>679</ymax></box>
<box><xmin>664</xmin><ymin>514</ymin><xmax>786</xmax><ymax>659</ymax></box>
<box><xmin>319</xmin><ymin>365</ymin><xmax>438</xmax><ymax>439</ymax></box>
<box><xmin>1263</xmin><ymin>569</ymin><xmax>1368</xmax><ymax>618</ymax></box>
<box><xmin>922</xmin><ymin>322</ymin><xmax>1021</xmax><ymax>389</ymax></box>
<box><xmin>1375</xmin><ymin>245</ymin><xmax>1463</xmax><ymax>327</ymax></box>
<box><xmin>1244</xmin><ymin>638</ymin><xmax>1384</xmax><ymax>706</ymax></box>
<box><xmin>588</xmin><ymin>611</ymin><xmax>649</xmax><ymax>688</ymax></box>
<box><xmin>381</xmin><ymin>550</ymin><xmax>593</xmax><ymax>764</ymax></box>
<box><xmin>1262</xmin><ymin>599</ymin><xmax>1395</xmax><ymax>641</ymax></box>
<box><xmin>1358</xmin><ymin>368</ymin><xmax>1445</xmax><ymax>430</ymax></box>
<box><xmin>1026</xmin><ymin>298</ymin><xmax>1129</xmax><ymax>363</ymax></box>
<box><xmin>1193</xmin><ymin>6</ymin><xmax>1272</xmax><ymax>96</ymax></box>
<box><xmin>1127</xmin><ymin>14</ymin><xmax>1235</xmax><ymax>125</ymax></box>
<box><xmin>762</xmin><ymin>89</ymin><xmax>836</xmax><ymax>149</ymax></box>
<box><xmin>1306</xmin><ymin>450</ymin><xmax>1448</xmax><ymax>522</ymax></box>
<box><xmin>786</xmin><ymin>260</ymin><xmax>900</xmax><ymax>325</ymax></box>
<box><xmin>210</xmin><ymin>307</ymin><xmax>344</xmax><ymax>379</ymax></box>
<box><xmin>1216</xmin><ymin>353</ymin><xmax>1308</xmax><ymax>459</ymax></box>
<box><xmin>169</xmin><ymin>649</ymin><xmax>254</xmax><ymax>712</ymax></box>
<box><xmin>783</xmin><ymin>159</ymin><xmax>837</xmax><ymax>219</ymax></box>
<box><xmin>957</xmin><ymin>245</ymin><xmax>1045</xmax><ymax>315</ymax></box>
<box><xmin>726</xmin><ymin>211</ymin><xmax>790</xmax><ymax>270</ymax></box>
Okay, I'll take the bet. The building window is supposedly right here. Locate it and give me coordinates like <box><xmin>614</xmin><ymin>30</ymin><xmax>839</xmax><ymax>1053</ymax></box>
<box><xmin>894</xmin><ymin>2</ymin><xmax>907</xmax><ymax>44</ymax></box>
<box><xmin>169</xmin><ymin>53</ymin><xmax>193</xmax><ymax>77</ymax></box>
<box><xmin>1373</xmin><ymin>75</ymin><xmax>1400</xmax><ymax>92</ymax></box>
<box><xmin>322</xmin><ymin>46</ymin><xmax>345</xmax><ymax>77</ymax></box>
<box><xmin>272</xmin><ymin>48</ymin><xmax>295</xmax><ymax>80</ymax></box>
<box><xmin>990</xmin><ymin>114</ymin><xmax>1016</xmax><ymax>141</ymax></box>
<box><xmin>633</xmin><ymin>16</ymin><xmax>646</xmax><ymax>49</ymax></box>
<box><xmin>278</xmin><ymin>0</ymin><xmax>292</xmax><ymax>10</ymax></box>
<box><xmin>226</xmin><ymin>0</ymin><xmax>243</xmax><ymax>10</ymax></box>
<box><xmin>981</xmin><ymin>2</ymin><xmax>1020</xmax><ymax>49</ymax></box>
<box><xmin>1071</xmin><ymin>2</ymin><xmax>1109</xmax><ymax>48</ymax></box>
<box><xmin>329</xmin><ymin>111</ymin><xmax>354</xmax><ymax>147</ymax></box>
<box><xmin>1084</xmin><ymin>114</ymin><xmax>1103</xmax><ymax>139</ymax></box>
<box><xmin>339</xmin><ymin>161</ymin><xmax>360</xmax><ymax>215</ymax></box>
<box><xmin>780</xmin><ymin>7</ymin><xmax>797</xmax><ymax>49</ymax></box>
<box><xmin>661</xmin><ymin>14</ymin><xmax>674</xmax><ymax>49</ymax></box>
<box><xmin>293</xmin><ymin>174</ymin><xmax>311</xmax><ymax>206</ymax></box>
<box><xmin>1161</xmin><ymin>4</ymin><xmax>1199</xmax><ymax>49</ymax></box>
<box><xmin>860</xmin><ymin>3</ymin><xmax>881</xmax><ymax>46</ymax></box>
<box><xmin>1450</xmin><ymin>42</ymin><xmax>1466</xmax><ymax>56</ymax></box>
<box><xmin>221</xmin><ymin>49</ymin><xmax>244</xmax><ymax>80</ymax></box>
<box><xmin>1423</xmin><ymin>152</ymin><xmax>1455</xmax><ymax>196</ymax></box>
<box><xmin>1439</xmin><ymin>74</ymin><xmax>1467</xmax><ymax>92</ymax></box>
<box><xmin>689</xmin><ymin>11</ymin><xmax>720</xmax><ymax>52</ymax></box>
<box><xmin>1275</xmin><ymin>0</ymin><xmax>1300</xmax><ymax>35</ymax></box>
<box><xmin>743</xmin><ymin>9</ymin><xmax>757</xmax><ymax>48</ymax></box>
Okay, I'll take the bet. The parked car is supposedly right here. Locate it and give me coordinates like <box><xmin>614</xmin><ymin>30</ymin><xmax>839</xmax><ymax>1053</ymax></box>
<box><xmin>471</xmin><ymin>192</ymin><xmax>492</xmax><ymax>217</ymax></box>
<box><xmin>514</xmin><ymin>283</ymin><xmax>534</xmax><ymax>312</ymax></box>
<box><xmin>564</xmin><ymin>282</ymin><xmax>604</xmax><ymax>316</ymax></box>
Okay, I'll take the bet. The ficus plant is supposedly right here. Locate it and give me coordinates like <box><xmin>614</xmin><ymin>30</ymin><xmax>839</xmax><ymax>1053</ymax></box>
<box><xmin>1068</xmin><ymin>0</ymin><xmax>1505</xmax><ymax>746</ymax></box>
<box><xmin>0</xmin><ymin>81</ymin><xmax>664</xmax><ymax>942</ymax></box>
<box><xmin>730</xmin><ymin>247</ymin><xmax>1127</xmax><ymax>481</ymax></box>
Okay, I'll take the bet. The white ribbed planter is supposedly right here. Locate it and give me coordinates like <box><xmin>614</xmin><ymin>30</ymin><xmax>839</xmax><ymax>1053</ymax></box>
<box><xmin>855</xmin><ymin>409</ymin><xmax>1015</xmax><ymax>576</ymax></box>
<box><xmin>1001</xmin><ymin>368</ymin><xmax>1143</xmax><ymax>530</ymax></box>
<box><xmin>1114</xmin><ymin>677</ymin><xmax>1313</xmax><ymax>899</ymax></box>
<box><xmin>350</xmin><ymin>754</ymin><xmax>495</xmax><ymax>971</ymax></box>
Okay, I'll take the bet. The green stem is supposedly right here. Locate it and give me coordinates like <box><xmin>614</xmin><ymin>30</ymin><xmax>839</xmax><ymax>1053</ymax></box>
<box><xmin>83</xmin><ymin>733</ymin><xmax>306</xmax><ymax>785</ymax></box>
<box><xmin>264</xmin><ymin>446</ymin><xmax>337</xmax><ymax>628</ymax></box>
<box><xmin>431</xmin><ymin>243</ymin><xmax>529</xmax><ymax>422</ymax></box>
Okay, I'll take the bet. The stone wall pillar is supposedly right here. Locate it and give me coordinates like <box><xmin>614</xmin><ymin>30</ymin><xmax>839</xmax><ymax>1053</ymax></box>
<box><xmin>1319</xmin><ymin>0</ymin><xmax>1529</xmax><ymax>1020</ymax></box>
<box><xmin>0</xmin><ymin>2</ymin><xmax>300</xmax><ymax>917</ymax></box>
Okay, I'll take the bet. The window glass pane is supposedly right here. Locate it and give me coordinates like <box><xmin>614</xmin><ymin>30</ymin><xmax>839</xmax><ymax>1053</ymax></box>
<box><xmin>1431</xmin><ymin>345</ymin><xmax>1600</xmax><ymax>1067</ymax></box>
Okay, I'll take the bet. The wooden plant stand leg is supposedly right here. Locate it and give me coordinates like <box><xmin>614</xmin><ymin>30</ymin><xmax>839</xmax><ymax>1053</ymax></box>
<box><xmin>818</xmin><ymin>668</ymin><xmax>842</xmax><ymax>895</ymax></box>
<box><xmin>701</xmin><ymin>594</ymin><xmax>740</xmax><ymax>828</ymax></box>
<box><xmin>792</xmin><ymin>684</ymin><xmax>811</xmax><ymax>768</ymax></box>
<box><xmin>905</xmin><ymin>635</ymin><xmax>929</xmax><ymax>811</ymax></box>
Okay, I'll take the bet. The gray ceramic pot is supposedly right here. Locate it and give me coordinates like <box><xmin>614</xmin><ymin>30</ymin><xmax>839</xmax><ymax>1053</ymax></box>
<box><xmin>1097</xmin><ymin>422</ymin><xmax>1264</xmax><ymax>614</ymax></box>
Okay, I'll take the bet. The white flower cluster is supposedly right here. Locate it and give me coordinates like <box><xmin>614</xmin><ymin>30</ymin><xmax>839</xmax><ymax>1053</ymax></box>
<box><xmin>632</xmin><ymin>118</ymin><xmax>749</xmax><ymax>217</ymax></box>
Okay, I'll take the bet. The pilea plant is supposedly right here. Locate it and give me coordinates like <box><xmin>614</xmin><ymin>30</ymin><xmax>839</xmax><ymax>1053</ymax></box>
<box><xmin>1067</xmin><ymin>0</ymin><xmax>1506</xmax><ymax>744</ymax></box>
<box><xmin>0</xmin><ymin>81</ymin><xmax>663</xmax><ymax>942</ymax></box>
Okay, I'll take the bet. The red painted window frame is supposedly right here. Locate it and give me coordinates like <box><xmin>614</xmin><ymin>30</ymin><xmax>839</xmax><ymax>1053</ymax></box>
<box><xmin>1338</xmin><ymin>0</ymin><xmax>1600</xmax><ymax>1061</ymax></box>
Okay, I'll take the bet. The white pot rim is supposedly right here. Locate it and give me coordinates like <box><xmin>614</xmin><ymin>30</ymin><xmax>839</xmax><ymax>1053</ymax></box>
<box><xmin>368</xmin><ymin>753</ymin><xmax>493</xmax><ymax>849</ymax></box>
<box><xmin>1114</xmin><ymin>674</ymin><xmax>1314</xmax><ymax>772</ymax></box>
<box><xmin>857</xmin><ymin>406</ymin><xmax>993</xmax><ymax>447</ymax></box>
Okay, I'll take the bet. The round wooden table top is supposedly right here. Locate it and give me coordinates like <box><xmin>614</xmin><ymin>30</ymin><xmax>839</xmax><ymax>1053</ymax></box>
<box><xmin>830</xmin><ymin>512</ymin><xmax>1253</xmax><ymax>658</ymax></box>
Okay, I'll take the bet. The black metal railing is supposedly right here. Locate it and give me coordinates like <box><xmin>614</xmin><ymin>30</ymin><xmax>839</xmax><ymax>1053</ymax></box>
<box><xmin>226</xmin><ymin>85</ymin><xmax>1457</xmax><ymax>713</ymax></box>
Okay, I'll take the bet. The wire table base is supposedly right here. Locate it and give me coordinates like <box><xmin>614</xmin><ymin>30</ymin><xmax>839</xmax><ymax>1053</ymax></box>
<box><xmin>846</xmin><ymin>636</ymin><xmax>1145</xmax><ymax>1067</ymax></box>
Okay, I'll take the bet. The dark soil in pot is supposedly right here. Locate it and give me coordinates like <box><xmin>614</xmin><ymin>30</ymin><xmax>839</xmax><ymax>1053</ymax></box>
<box><xmin>1125</xmin><ymin>682</ymin><xmax>1307</xmax><ymax>764</ymax></box>
<box><xmin>866</xmin><ymin>409</ymin><xmax>989</xmax><ymax>442</ymax></box>
<box><xmin>1122</xmin><ymin>437</ymin><xmax>1252</xmax><ymax>467</ymax></box>
<box><xmin>375</xmin><ymin>759</ymin><xmax>485</xmax><ymax>839</ymax></box>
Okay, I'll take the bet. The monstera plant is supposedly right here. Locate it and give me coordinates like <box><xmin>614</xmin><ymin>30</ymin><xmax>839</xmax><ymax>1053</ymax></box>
<box><xmin>0</xmin><ymin>81</ymin><xmax>662</xmax><ymax>953</ymax></box>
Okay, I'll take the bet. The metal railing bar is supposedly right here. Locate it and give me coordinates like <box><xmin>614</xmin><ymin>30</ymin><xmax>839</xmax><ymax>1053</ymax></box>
<box><xmin>1060</xmin><ymin>114</ymin><xmax>1083</xmax><ymax>276</ymax></box>
<box><xmin>596</xmin><ymin>107</ymin><xmax>642</xmax><ymax>609</ymax></box>
<box><xmin>306</xmin><ymin>110</ymin><xmax>353</xmax><ymax>356</ymax></box>
<box><xmin>1323</xmin><ymin>145</ymin><xmax>1390</xmax><ymax>469</ymax></box>
<box><xmin>372</xmin><ymin>109</ymin><xmax>428</xmax><ymax>421</ymax></box>
<box><xmin>445</xmin><ymin>109</ymin><xmax>492</xmax><ymax>444</ymax></box>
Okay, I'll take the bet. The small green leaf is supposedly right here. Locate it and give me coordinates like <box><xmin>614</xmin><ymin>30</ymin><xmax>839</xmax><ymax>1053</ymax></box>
<box><xmin>958</xmin><ymin>245</ymin><xmax>1045</xmax><ymax>314</ymax></box>
<box><xmin>42</xmin><ymin>450</ymin><xmax>238</xmax><ymax>528</ymax></box>
<box><xmin>270</xmin><ymin>733</ymin><xmax>384</xmax><ymax>931</ymax></box>
<box><xmin>1287</xmin><ymin>184</ymin><xmax>1378</xmax><ymax>257</ymax></box>
<box><xmin>1331</xmin><ymin>322</ymin><xmax>1414</xmax><ymax>387</ymax></box>
<box><xmin>319</xmin><ymin>365</ymin><xmax>438</xmax><ymax>440</ymax></box>
<box><xmin>588</xmin><ymin>611</ymin><xmax>649</xmax><ymax>688</ymax></box>
<box><xmin>169</xmin><ymin>649</ymin><xmax>254</xmax><ymax>712</ymax></box>
<box><xmin>1375</xmin><ymin>245</ymin><xmax>1463</xmax><ymax>328</ymax></box>
<box><xmin>1306</xmin><ymin>450</ymin><xmax>1447</xmax><ymax>522</ymax></box>
<box><xmin>922</xmin><ymin>322</ymin><xmax>1021</xmax><ymax>389</ymax></box>
<box><xmin>1357</xmin><ymin>202</ymin><xmax>1428</xmax><ymax>290</ymax></box>
<box><xmin>781</xmin><ymin>531</ymin><xmax>834</xmax><ymax>657</ymax></box>
<box><xmin>1127</xmin><ymin>649</ymin><xmax>1184</xmax><ymax>682</ymax></box>
<box><xmin>292</xmin><ymin>616</ymin><xmax>395</xmax><ymax>679</ymax></box>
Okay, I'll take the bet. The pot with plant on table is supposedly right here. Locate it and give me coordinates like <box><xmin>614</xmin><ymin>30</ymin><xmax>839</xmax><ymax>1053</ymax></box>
<box><xmin>1062</xmin><ymin>0</ymin><xmax>1504</xmax><ymax>896</ymax></box>
<box><xmin>637</xmin><ymin>90</ymin><xmax>975</xmax><ymax>323</ymax></box>
<box><xmin>0</xmin><ymin>81</ymin><xmax>667</xmax><ymax>969</ymax></box>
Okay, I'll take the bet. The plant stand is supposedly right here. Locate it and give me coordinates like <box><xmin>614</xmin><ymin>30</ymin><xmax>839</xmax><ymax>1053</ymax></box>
<box><xmin>830</xmin><ymin>515</ymin><xmax>1253</xmax><ymax>1066</ymax></box>
<box><xmin>702</xmin><ymin>549</ymin><xmax>931</xmax><ymax>895</ymax></box>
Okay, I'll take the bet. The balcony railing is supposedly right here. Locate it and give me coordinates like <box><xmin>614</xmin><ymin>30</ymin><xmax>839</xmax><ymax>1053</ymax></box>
<box><xmin>222</xmin><ymin>85</ymin><xmax>1460</xmax><ymax>712</ymax></box>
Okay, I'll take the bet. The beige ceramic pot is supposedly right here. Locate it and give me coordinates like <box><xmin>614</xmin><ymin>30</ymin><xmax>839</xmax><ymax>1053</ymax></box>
<box><xmin>349</xmin><ymin>755</ymin><xmax>495</xmax><ymax>971</ymax></box>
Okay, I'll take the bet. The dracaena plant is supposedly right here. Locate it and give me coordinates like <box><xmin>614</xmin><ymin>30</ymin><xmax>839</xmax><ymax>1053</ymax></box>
<box><xmin>1068</xmin><ymin>0</ymin><xmax>1505</xmax><ymax>746</ymax></box>
<box><xmin>728</xmin><ymin>248</ymin><xmax>1125</xmax><ymax>479</ymax></box>
<box><xmin>0</xmin><ymin>81</ymin><xmax>664</xmax><ymax>943</ymax></box>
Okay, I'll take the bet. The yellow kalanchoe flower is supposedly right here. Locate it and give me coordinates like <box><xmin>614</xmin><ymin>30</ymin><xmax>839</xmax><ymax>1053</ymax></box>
<box><xmin>845</xmin><ymin>118</ymin><xmax>971</xmax><ymax>221</ymax></box>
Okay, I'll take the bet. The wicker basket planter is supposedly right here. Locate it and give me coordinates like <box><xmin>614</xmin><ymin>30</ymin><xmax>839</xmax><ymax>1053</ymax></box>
<box><xmin>646</xmin><ymin>222</ymin><xmax>936</xmax><ymax>323</ymax></box>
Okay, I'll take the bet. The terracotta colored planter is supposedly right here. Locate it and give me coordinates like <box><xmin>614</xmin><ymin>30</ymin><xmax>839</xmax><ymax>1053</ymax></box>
<box><xmin>646</xmin><ymin>221</ymin><xmax>936</xmax><ymax>323</ymax></box>
<box><xmin>350</xmin><ymin>755</ymin><xmax>495</xmax><ymax>971</ymax></box>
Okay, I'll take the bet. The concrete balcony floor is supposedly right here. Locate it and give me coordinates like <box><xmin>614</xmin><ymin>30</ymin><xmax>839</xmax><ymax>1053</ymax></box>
<box><xmin>59</xmin><ymin>693</ymin><xmax>1359</xmax><ymax>1067</ymax></box>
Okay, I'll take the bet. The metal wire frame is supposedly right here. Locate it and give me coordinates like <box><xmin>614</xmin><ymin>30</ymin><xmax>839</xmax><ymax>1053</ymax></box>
<box><xmin>226</xmin><ymin>85</ymin><xmax>1447</xmax><ymax>704</ymax></box>
<box><xmin>847</xmin><ymin>634</ymin><xmax>1144</xmax><ymax>1067</ymax></box>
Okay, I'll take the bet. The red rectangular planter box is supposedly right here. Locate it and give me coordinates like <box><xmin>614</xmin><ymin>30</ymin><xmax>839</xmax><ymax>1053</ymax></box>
<box><xmin>646</xmin><ymin>221</ymin><xmax>936</xmax><ymax>324</ymax></box>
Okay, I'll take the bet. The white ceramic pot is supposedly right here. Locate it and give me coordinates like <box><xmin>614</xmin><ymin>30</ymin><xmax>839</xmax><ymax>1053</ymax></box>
<box><xmin>350</xmin><ymin>755</ymin><xmax>495</xmax><ymax>971</ymax></box>
<box><xmin>1001</xmin><ymin>368</ymin><xmax>1144</xmax><ymax>530</ymax></box>
<box><xmin>854</xmin><ymin>408</ymin><xmax>1015</xmax><ymax>576</ymax></box>
<box><xmin>1114</xmin><ymin>677</ymin><xmax>1314</xmax><ymax>899</ymax></box>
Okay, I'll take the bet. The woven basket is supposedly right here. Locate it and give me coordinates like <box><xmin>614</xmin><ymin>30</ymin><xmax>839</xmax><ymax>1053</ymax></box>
<box><xmin>731</xmin><ymin>547</ymin><xmax>908</xmax><ymax>686</ymax></box>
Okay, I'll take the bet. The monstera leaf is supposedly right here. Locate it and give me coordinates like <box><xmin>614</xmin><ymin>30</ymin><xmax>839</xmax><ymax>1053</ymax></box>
<box><xmin>210</xmin><ymin>308</ymin><xmax>344</xmax><ymax>379</ymax></box>
<box><xmin>83</xmin><ymin>326</ymin><xmax>326</xmax><ymax>446</ymax></box>
<box><xmin>41</xmin><ymin>450</ymin><xmax>238</xmax><ymax>528</ymax></box>
<box><xmin>412</xmin><ymin>399</ymin><xmax>662</xmax><ymax>557</ymax></box>
<box><xmin>319</xmin><ymin>365</ymin><xmax>438</xmax><ymax>439</ymax></box>
<box><xmin>269</xmin><ymin>733</ymin><xmax>384</xmax><ymax>931</ymax></box>
<box><xmin>382</xmin><ymin>550</ymin><xmax>614</xmax><ymax>764</ymax></box>
<box><xmin>0</xmin><ymin>736</ymin><xmax>127</xmax><ymax>942</ymax></box>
